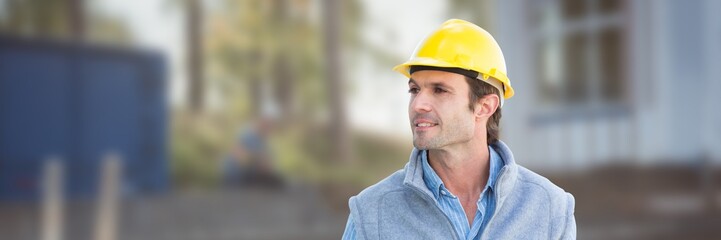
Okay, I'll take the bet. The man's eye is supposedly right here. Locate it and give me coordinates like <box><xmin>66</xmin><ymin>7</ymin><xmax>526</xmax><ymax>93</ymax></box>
<box><xmin>434</xmin><ymin>87</ymin><xmax>447</xmax><ymax>93</ymax></box>
<box><xmin>408</xmin><ymin>88</ymin><xmax>419</xmax><ymax>94</ymax></box>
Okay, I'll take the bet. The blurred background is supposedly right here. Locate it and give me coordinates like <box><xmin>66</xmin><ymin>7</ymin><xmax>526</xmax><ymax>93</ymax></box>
<box><xmin>1</xmin><ymin>0</ymin><xmax>720</xmax><ymax>239</ymax></box>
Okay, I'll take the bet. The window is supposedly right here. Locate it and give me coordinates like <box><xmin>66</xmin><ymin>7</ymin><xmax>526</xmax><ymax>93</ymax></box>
<box><xmin>530</xmin><ymin>0</ymin><xmax>626</xmax><ymax>106</ymax></box>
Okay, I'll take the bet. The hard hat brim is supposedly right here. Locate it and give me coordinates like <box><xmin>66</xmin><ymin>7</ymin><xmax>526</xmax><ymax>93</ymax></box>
<box><xmin>393</xmin><ymin>57</ymin><xmax>515</xmax><ymax>99</ymax></box>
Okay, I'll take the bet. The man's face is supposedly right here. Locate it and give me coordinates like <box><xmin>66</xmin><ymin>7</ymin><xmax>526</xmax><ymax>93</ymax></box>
<box><xmin>408</xmin><ymin>70</ymin><xmax>477</xmax><ymax>150</ymax></box>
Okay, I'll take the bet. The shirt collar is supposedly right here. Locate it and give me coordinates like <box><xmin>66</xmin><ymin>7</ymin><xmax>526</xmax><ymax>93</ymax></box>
<box><xmin>487</xmin><ymin>145</ymin><xmax>503</xmax><ymax>191</ymax></box>
<box><xmin>420</xmin><ymin>151</ymin><xmax>444</xmax><ymax>200</ymax></box>
<box><xmin>420</xmin><ymin>146</ymin><xmax>504</xmax><ymax>201</ymax></box>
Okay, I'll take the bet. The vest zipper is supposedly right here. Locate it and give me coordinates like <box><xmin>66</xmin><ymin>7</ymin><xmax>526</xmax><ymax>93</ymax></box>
<box><xmin>407</xmin><ymin>185</ymin><xmax>462</xmax><ymax>240</ymax></box>
<box><xmin>478</xmin><ymin>193</ymin><xmax>498</xmax><ymax>240</ymax></box>
<box><xmin>479</xmin><ymin>166</ymin><xmax>509</xmax><ymax>240</ymax></box>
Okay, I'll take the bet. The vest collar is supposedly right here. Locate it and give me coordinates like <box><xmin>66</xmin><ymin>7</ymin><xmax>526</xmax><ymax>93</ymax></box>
<box><xmin>402</xmin><ymin>140</ymin><xmax>519</xmax><ymax>208</ymax></box>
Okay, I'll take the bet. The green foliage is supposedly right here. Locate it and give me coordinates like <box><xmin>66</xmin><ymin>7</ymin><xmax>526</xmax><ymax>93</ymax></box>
<box><xmin>271</xmin><ymin>125</ymin><xmax>411</xmax><ymax>188</ymax></box>
<box><xmin>170</xmin><ymin>111</ymin><xmax>238</xmax><ymax>188</ymax></box>
<box><xmin>173</xmin><ymin>0</ymin><xmax>410</xmax><ymax>190</ymax></box>
<box><xmin>0</xmin><ymin>0</ymin><xmax>133</xmax><ymax>44</ymax></box>
<box><xmin>170</xmin><ymin>115</ymin><xmax>411</xmax><ymax>190</ymax></box>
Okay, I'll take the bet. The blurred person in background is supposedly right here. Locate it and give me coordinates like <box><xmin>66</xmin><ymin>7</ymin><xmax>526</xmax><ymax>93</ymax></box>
<box><xmin>221</xmin><ymin>114</ymin><xmax>283</xmax><ymax>188</ymax></box>
<box><xmin>342</xmin><ymin>19</ymin><xmax>576</xmax><ymax>239</ymax></box>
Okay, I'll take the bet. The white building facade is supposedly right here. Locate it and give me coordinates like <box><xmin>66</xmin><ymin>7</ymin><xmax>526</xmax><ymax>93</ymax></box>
<box><xmin>492</xmin><ymin>0</ymin><xmax>721</xmax><ymax>171</ymax></box>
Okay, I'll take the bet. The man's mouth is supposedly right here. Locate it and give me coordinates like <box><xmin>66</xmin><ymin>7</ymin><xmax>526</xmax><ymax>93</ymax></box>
<box><xmin>415</xmin><ymin>123</ymin><xmax>438</xmax><ymax>127</ymax></box>
<box><xmin>413</xmin><ymin>119</ymin><xmax>439</xmax><ymax>130</ymax></box>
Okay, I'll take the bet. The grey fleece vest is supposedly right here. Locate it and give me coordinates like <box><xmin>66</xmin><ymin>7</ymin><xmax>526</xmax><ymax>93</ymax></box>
<box><xmin>348</xmin><ymin>141</ymin><xmax>576</xmax><ymax>240</ymax></box>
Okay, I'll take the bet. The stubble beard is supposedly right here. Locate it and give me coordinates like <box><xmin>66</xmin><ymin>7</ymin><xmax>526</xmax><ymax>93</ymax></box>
<box><xmin>412</xmin><ymin>119</ymin><xmax>474</xmax><ymax>150</ymax></box>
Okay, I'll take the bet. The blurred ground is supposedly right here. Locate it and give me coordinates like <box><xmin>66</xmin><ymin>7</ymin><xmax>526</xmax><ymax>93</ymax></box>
<box><xmin>0</xmin><ymin>185</ymin><xmax>347</xmax><ymax>240</ymax></box>
<box><xmin>550</xmin><ymin>165</ymin><xmax>721</xmax><ymax>240</ymax></box>
<box><xmin>5</xmin><ymin>165</ymin><xmax>721</xmax><ymax>239</ymax></box>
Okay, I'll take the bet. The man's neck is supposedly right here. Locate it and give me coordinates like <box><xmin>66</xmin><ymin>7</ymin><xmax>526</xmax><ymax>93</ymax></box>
<box><xmin>427</xmin><ymin>140</ymin><xmax>490</xmax><ymax>198</ymax></box>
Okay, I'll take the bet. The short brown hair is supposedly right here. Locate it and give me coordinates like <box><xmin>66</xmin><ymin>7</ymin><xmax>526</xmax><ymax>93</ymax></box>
<box><xmin>465</xmin><ymin>77</ymin><xmax>502</xmax><ymax>144</ymax></box>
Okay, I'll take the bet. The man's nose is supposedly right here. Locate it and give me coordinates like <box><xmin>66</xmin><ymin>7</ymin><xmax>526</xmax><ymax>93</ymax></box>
<box><xmin>410</xmin><ymin>92</ymin><xmax>432</xmax><ymax>113</ymax></box>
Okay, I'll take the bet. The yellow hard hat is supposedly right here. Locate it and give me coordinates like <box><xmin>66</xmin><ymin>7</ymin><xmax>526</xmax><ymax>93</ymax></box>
<box><xmin>393</xmin><ymin>19</ymin><xmax>515</xmax><ymax>102</ymax></box>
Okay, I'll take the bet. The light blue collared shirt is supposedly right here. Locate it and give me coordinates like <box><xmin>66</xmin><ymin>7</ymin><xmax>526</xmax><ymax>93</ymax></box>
<box><xmin>342</xmin><ymin>146</ymin><xmax>503</xmax><ymax>240</ymax></box>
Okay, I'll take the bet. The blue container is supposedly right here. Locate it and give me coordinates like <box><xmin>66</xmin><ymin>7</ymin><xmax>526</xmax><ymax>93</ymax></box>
<box><xmin>0</xmin><ymin>35</ymin><xmax>169</xmax><ymax>200</ymax></box>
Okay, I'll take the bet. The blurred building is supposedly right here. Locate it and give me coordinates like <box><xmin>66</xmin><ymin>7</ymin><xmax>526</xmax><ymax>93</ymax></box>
<box><xmin>483</xmin><ymin>0</ymin><xmax>721</xmax><ymax>171</ymax></box>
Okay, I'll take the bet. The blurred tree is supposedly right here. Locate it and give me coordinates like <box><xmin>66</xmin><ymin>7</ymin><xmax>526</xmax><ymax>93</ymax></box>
<box><xmin>0</xmin><ymin>0</ymin><xmax>72</xmax><ymax>38</ymax></box>
<box><xmin>68</xmin><ymin>0</ymin><xmax>85</xmax><ymax>39</ymax></box>
<box><xmin>206</xmin><ymin>0</ymin><xmax>264</xmax><ymax>118</ymax></box>
<box><xmin>322</xmin><ymin>0</ymin><xmax>350</xmax><ymax>163</ymax></box>
<box><xmin>206</xmin><ymin>0</ymin><xmax>309</xmax><ymax>120</ymax></box>
<box><xmin>448</xmin><ymin>0</ymin><xmax>495</xmax><ymax>33</ymax></box>
<box><xmin>0</xmin><ymin>0</ymin><xmax>132</xmax><ymax>44</ymax></box>
<box><xmin>86</xmin><ymin>13</ymin><xmax>133</xmax><ymax>44</ymax></box>
<box><xmin>205</xmin><ymin>0</ymin><xmax>367</xmax><ymax>163</ymax></box>
<box><xmin>186</xmin><ymin>0</ymin><xmax>205</xmax><ymax>113</ymax></box>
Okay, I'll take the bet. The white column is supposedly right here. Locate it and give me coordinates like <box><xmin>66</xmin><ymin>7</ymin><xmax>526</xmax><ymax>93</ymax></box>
<box><xmin>41</xmin><ymin>157</ymin><xmax>64</xmax><ymax>240</ymax></box>
<box><xmin>94</xmin><ymin>153</ymin><xmax>122</xmax><ymax>240</ymax></box>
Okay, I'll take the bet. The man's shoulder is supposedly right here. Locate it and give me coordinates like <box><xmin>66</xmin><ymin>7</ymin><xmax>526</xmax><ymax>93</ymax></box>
<box><xmin>353</xmin><ymin>168</ymin><xmax>407</xmax><ymax>201</ymax></box>
<box><xmin>512</xmin><ymin>164</ymin><xmax>574</xmax><ymax>216</ymax></box>
<box><xmin>515</xmin><ymin>165</ymin><xmax>565</xmax><ymax>193</ymax></box>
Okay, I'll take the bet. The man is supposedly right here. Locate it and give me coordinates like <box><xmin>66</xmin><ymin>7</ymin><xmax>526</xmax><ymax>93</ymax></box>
<box><xmin>221</xmin><ymin>116</ymin><xmax>282</xmax><ymax>188</ymax></box>
<box><xmin>342</xmin><ymin>19</ymin><xmax>576</xmax><ymax>239</ymax></box>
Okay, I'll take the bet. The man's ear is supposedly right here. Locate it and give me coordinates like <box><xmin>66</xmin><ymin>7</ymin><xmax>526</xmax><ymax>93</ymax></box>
<box><xmin>474</xmin><ymin>94</ymin><xmax>500</xmax><ymax>119</ymax></box>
